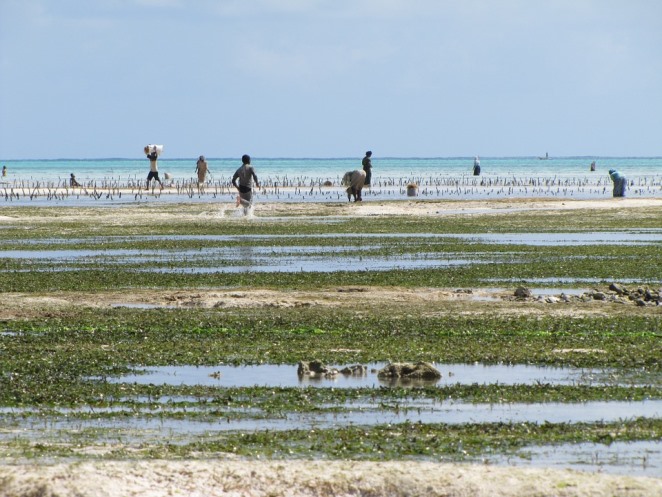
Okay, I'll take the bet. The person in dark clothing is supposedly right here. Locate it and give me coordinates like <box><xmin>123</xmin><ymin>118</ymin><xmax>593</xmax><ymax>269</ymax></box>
<box><xmin>232</xmin><ymin>154</ymin><xmax>260</xmax><ymax>215</ymax></box>
<box><xmin>473</xmin><ymin>156</ymin><xmax>481</xmax><ymax>176</ymax></box>
<box><xmin>362</xmin><ymin>151</ymin><xmax>373</xmax><ymax>186</ymax></box>
<box><xmin>608</xmin><ymin>169</ymin><xmax>626</xmax><ymax>197</ymax></box>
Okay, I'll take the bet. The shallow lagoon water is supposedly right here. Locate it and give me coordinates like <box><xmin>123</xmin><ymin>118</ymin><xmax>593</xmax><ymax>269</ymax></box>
<box><xmin>3</xmin><ymin>402</ymin><xmax>661</xmax><ymax>476</ymax></box>
<box><xmin>110</xmin><ymin>363</ymin><xmax>660</xmax><ymax>388</ymax></box>
<box><xmin>463</xmin><ymin>231</ymin><xmax>662</xmax><ymax>246</ymax></box>
<box><xmin>141</xmin><ymin>257</ymin><xmax>479</xmax><ymax>274</ymax></box>
<box><xmin>5</xmin><ymin>400</ymin><xmax>661</xmax><ymax>430</ymax></box>
<box><xmin>4</xmin><ymin>230</ymin><xmax>662</xmax><ymax>246</ymax></box>
<box><xmin>488</xmin><ymin>440</ymin><xmax>661</xmax><ymax>477</ymax></box>
<box><xmin>2</xmin><ymin>230</ymin><xmax>659</xmax><ymax>277</ymax></box>
<box><xmin>2</xmin><ymin>154</ymin><xmax>662</xmax><ymax>207</ymax></box>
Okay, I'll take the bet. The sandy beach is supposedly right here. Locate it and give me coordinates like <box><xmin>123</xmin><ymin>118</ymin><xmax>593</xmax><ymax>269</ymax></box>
<box><xmin>2</xmin><ymin>460</ymin><xmax>662</xmax><ymax>497</ymax></box>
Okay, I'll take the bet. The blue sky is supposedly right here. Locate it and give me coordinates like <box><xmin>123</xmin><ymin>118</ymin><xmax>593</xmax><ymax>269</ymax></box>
<box><xmin>1</xmin><ymin>0</ymin><xmax>661</xmax><ymax>159</ymax></box>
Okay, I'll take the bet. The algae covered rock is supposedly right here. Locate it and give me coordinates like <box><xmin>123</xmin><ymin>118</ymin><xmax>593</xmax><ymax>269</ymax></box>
<box><xmin>297</xmin><ymin>360</ymin><xmax>338</xmax><ymax>378</ymax></box>
<box><xmin>514</xmin><ymin>287</ymin><xmax>532</xmax><ymax>299</ymax></box>
<box><xmin>377</xmin><ymin>362</ymin><xmax>441</xmax><ymax>380</ymax></box>
<box><xmin>340</xmin><ymin>365</ymin><xmax>368</xmax><ymax>376</ymax></box>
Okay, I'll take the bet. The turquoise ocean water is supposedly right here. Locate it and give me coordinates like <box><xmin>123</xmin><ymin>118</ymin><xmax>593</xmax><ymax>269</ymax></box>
<box><xmin>1</xmin><ymin>156</ymin><xmax>660</xmax><ymax>204</ymax></box>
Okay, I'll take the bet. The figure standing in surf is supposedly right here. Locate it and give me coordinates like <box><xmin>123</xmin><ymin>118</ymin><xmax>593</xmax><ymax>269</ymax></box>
<box><xmin>362</xmin><ymin>151</ymin><xmax>373</xmax><ymax>187</ymax></box>
<box><xmin>473</xmin><ymin>156</ymin><xmax>481</xmax><ymax>176</ymax></box>
<box><xmin>195</xmin><ymin>155</ymin><xmax>209</xmax><ymax>193</ymax></box>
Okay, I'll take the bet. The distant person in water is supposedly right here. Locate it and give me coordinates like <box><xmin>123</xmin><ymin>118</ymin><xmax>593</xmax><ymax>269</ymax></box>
<box><xmin>362</xmin><ymin>151</ymin><xmax>373</xmax><ymax>186</ymax></box>
<box><xmin>1</xmin><ymin>165</ymin><xmax>6</xmax><ymax>177</ymax></box>
<box><xmin>69</xmin><ymin>173</ymin><xmax>81</xmax><ymax>187</ymax></box>
<box><xmin>145</xmin><ymin>146</ymin><xmax>163</xmax><ymax>190</ymax></box>
<box><xmin>473</xmin><ymin>156</ymin><xmax>481</xmax><ymax>176</ymax></box>
<box><xmin>342</xmin><ymin>170</ymin><xmax>366</xmax><ymax>202</ymax></box>
<box><xmin>590</xmin><ymin>161</ymin><xmax>596</xmax><ymax>172</ymax></box>
<box><xmin>232</xmin><ymin>154</ymin><xmax>260</xmax><ymax>215</ymax></box>
<box><xmin>608</xmin><ymin>169</ymin><xmax>626</xmax><ymax>197</ymax></box>
<box><xmin>195</xmin><ymin>155</ymin><xmax>209</xmax><ymax>192</ymax></box>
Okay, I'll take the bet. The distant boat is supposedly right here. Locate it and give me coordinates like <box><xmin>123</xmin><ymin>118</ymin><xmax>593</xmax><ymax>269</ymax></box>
<box><xmin>538</xmin><ymin>152</ymin><xmax>550</xmax><ymax>160</ymax></box>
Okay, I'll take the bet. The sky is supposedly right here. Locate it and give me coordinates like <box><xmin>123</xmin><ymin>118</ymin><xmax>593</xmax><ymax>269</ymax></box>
<box><xmin>1</xmin><ymin>0</ymin><xmax>661</xmax><ymax>159</ymax></box>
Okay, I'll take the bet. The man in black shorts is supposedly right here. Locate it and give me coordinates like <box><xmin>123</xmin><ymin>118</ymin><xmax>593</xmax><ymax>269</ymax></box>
<box><xmin>146</xmin><ymin>146</ymin><xmax>163</xmax><ymax>190</ymax></box>
<box><xmin>232</xmin><ymin>154</ymin><xmax>260</xmax><ymax>214</ymax></box>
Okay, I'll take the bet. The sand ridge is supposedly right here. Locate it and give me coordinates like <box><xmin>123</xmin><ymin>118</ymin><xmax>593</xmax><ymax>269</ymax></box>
<box><xmin>1</xmin><ymin>460</ymin><xmax>661</xmax><ymax>497</ymax></box>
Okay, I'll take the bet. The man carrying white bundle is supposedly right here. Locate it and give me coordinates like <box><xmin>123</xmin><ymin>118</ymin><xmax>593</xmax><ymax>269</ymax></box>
<box><xmin>145</xmin><ymin>145</ymin><xmax>163</xmax><ymax>190</ymax></box>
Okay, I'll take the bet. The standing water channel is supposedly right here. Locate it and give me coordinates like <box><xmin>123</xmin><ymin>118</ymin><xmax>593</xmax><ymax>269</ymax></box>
<box><xmin>6</xmin><ymin>362</ymin><xmax>652</xmax><ymax>476</ymax></box>
<box><xmin>98</xmin><ymin>362</ymin><xmax>662</xmax><ymax>426</ymax></box>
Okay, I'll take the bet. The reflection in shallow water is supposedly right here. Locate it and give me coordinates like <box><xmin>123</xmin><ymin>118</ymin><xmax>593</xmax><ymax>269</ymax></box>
<box><xmin>108</xmin><ymin>362</ymin><xmax>660</xmax><ymax>388</ymax></box>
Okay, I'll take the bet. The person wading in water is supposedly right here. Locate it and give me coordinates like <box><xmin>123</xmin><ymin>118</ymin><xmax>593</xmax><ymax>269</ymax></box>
<box><xmin>232</xmin><ymin>154</ymin><xmax>260</xmax><ymax>215</ymax></box>
<box><xmin>362</xmin><ymin>151</ymin><xmax>373</xmax><ymax>187</ymax></box>
<box><xmin>145</xmin><ymin>146</ymin><xmax>163</xmax><ymax>190</ymax></box>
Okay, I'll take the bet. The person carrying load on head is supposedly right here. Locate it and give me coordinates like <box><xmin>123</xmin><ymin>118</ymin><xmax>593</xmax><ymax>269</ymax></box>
<box><xmin>145</xmin><ymin>145</ymin><xmax>163</xmax><ymax>190</ymax></box>
<box><xmin>232</xmin><ymin>154</ymin><xmax>260</xmax><ymax>215</ymax></box>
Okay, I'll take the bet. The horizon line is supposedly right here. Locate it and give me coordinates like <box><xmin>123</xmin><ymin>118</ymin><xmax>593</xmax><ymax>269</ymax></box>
<box><xmin>3</xmin><ymin>155</ymin><xmax>662</xmax><ymax>162</ymax></box>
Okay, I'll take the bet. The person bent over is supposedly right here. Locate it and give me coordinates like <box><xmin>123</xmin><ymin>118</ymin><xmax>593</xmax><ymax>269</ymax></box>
<box><xmin>608</xmin><ymin>169</ymin><xmax>626</xmax><ymax>197</ymax></box>
<box><xmin>342</xmin><ymin>170</ymin><xmax>366</xmax><ymax>202</ymax></box>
